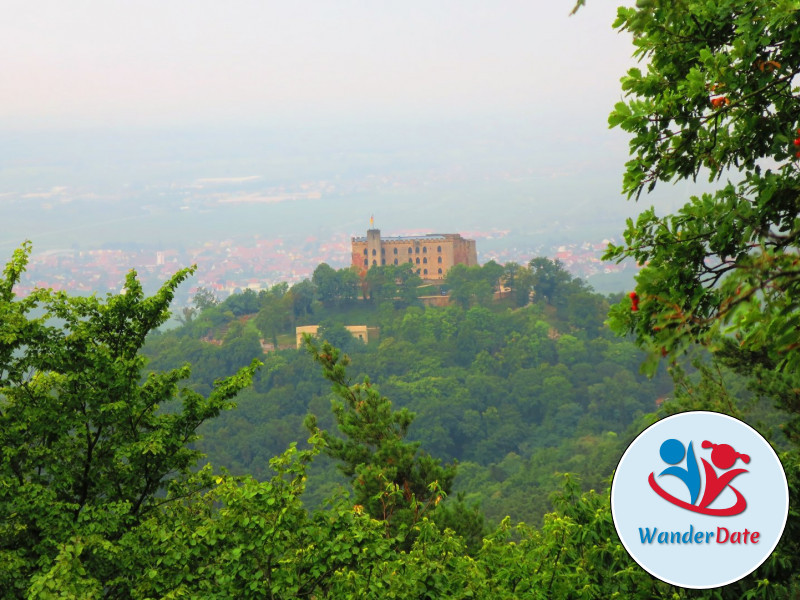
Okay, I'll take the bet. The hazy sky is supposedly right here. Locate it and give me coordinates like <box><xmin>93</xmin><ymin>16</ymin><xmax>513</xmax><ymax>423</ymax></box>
<box><xmin>2</xmin><ymin>1</ymin><xmax>634</xmax><ymax>129</ymax></box>
<box><xmin>3</xmin><ymin>0</ymin><xmax>684</xmax><ymax>272</ymax></box>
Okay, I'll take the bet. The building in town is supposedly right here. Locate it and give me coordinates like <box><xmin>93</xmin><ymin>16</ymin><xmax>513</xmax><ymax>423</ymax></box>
<box><xmin>295</xmin><ymin>325</ymin><xmax>380</xmax><ymax>349</ymax></box>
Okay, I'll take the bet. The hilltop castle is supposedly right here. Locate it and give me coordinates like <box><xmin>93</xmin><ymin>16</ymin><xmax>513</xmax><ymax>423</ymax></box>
<box><xmin>351</xmin><ymin>227</ymin><xmax>478</xmax><ymax>281</ymax></box>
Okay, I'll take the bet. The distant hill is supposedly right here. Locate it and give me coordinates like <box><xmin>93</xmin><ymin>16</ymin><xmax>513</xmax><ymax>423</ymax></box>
<box><xmin>143</xmin><ymin>258</ymin><xmax>675</xmax><ymax>524</ymax></box>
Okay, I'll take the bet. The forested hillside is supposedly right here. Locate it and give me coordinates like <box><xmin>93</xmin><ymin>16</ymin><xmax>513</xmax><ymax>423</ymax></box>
<box><xmin>143</xmin><ymin>258</ymin><xmax>674</xmax><ymax>524</ymax></box>
<box><xmin>2</xmin><ymin>242</ymin><xmax>795</xmax><ymax>598</ymax></box>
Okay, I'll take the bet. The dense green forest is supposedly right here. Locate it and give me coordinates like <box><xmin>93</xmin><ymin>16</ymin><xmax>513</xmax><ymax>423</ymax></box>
<box><xmin>3</xmin><ymin>1</ymin><xmax>800</xmax><ymax>597</ymax></box>
<box><xmin>143</xmin><ymin>258</ymin><xmax>675</xmax><ymax>526</ymax></box>
<box><xmin>2</xmin><ymin>242</ymin><xmax>796</xmax><ymax>599</ymax></box>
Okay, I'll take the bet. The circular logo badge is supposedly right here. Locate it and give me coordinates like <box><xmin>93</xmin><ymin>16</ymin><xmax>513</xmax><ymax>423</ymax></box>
<box><xmin>611</xmin><ymin>411</ymin><xmax>789</xmax><ymax>589</ymax></box>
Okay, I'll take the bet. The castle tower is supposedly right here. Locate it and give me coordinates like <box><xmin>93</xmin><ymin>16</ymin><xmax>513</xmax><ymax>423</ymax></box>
<box><xmin>366</xmin><ymin>228</ymin><xmax>382</xmax><ymax>267</ymax></box>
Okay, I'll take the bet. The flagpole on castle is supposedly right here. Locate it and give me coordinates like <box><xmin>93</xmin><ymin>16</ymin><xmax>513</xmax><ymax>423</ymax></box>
<box><xmin>370</xmin><ymin>215</ymin><xmax>374</xmax><ymax>228</ymax></box>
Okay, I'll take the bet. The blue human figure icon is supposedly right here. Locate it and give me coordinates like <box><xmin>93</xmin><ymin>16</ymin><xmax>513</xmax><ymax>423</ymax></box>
<box><xmin>658</xmin><ymin>439</ymin><xmax>701</xmax><ymax>505</ymax></box>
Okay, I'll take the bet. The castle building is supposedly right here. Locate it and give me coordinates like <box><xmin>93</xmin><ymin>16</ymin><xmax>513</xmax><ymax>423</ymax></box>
<box><xmin>351</xmin><ymin>227</ymin><xmax>478</xmax><ymax>281</ymax></box>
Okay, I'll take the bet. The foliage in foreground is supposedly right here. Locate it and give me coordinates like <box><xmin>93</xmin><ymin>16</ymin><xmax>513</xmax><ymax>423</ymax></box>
<box><xmin>605</xmin><ymin>0</ymin><xmax>800</xmax><ymax>399</ymax></box>
<box><xmin>601</xmin><ymin>0</ymin><xmax>800</xmax><ymax>595</ymax></box>
<box><xmin>0</xmin><ymin>244</ymin><xmax>260</xmax><ymax>597</ymax></box>
<box><xmin>3</xmin><ymin>244</ymin><xmax>800</xmax><ymax>599</ymax></box>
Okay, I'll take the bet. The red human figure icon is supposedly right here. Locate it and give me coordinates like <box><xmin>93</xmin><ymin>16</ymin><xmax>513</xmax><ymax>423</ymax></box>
<box><xmin>698</xmin><ymin>441</ymin><xmax>750</xmax><ymax>510</ymax></box>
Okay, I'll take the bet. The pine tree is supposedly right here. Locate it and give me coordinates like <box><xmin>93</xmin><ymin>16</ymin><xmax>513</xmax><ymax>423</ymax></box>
<box><xmin>303</xmin><ymin>337</ymin><xmax>457</xmax><ymax>538</ymax></box>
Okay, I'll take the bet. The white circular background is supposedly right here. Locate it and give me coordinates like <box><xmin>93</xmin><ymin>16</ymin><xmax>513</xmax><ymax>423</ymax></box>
<box><xmin>611</xmin><ymin>411</ymin><xmax>789</xmax><ymax>589</ymax></box>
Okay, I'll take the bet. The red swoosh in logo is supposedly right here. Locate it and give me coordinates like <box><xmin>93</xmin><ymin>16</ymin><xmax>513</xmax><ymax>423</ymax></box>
<box><xmin>648</xmin><ymin>472</ymin><xmax>747</xmax><ymax>516</ymax></box>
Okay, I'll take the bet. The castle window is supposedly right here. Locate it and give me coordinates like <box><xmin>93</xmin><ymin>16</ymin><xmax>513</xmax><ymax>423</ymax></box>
<box><xmin>394</xmin><ymin>259</ymin><xmax>398</xmax><ymax>265</ymax></box>
<box><xmin>393</xmin><ymin>248</ymin><xmax>398</xmax><ymax>255</ymax></box>
<box><xmin>364</xmin><ymin>249</ymin><xmax>368</xmax><ymax>255</ymax></box>
<box><xmin>423</xmin><ymin>269</ymin><xmax>428</xmax><ymax>275</ymax></box>
<box><xmin>415</xmin><ymin>257</ymin><xmax>420</xmax><ymax>264</ymax></box>
<box><xmin>438</xmin><ymin>256</ymin><xmax>442</xmax><ymax>263</ymax></box>
<box><xmin>423</xmin><ymin>247</ymin><xmax>427</xmax><ymax>254</ymax></box>
<box><xmin>381</xmin><ymin>248</ymin><xmax>385</xmax><ymax>255</ymax></box>
<box><xmin>373</xmin><ymin>260</ymin><xmax>377</xmax><ymax>266</ymax></box>
<box><xmin>423</xmin><ymin>257</ymin><xmax>427</xmax><ymax>264</ymax></box>
<box><xmin>364</xmin><ymin>259</ymin><xmax>368</xmax><ymax>266</ymax></box>
<box><xmin>408</xmin><ymin>248</ymin><xmax>412</xmax><ymax>254</ymax></box>
<box><xmin>381</xmin><ymin>259</ymin><xmax>386</xmax><ymax>265</ymax></box>
<box><xmin>408</xmin><ymin>258</ymin><xmax>412</xmax><ymax>263</ymax></box>
<box><xmin>417</xmin><ymin>269</ymin><xmax>421</xmax><ymax>274</ymax></box>
<box><xmin>437</xmin><ymin>246</ymin><xmax>442</xmax><ymax>252</ymax></box>
<box><xmin>438</xmin><ymin>268</ymin><xmax>443</xmax><ymax>274</ymax></box>
<box><xmin>372</xmin><ymin>249</ymin><xmax>376</xmax><ymax>256</ymax></box>
<box><xmin>415</xmin><ymin>247</ymin><xmax>420</xmax><ymax>254</ymax></box>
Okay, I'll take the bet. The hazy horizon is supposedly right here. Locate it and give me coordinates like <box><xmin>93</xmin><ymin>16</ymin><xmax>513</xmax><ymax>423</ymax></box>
<box><xmin>1</xmin><ymin>1</ymin><xmax>704</xmax><ymax>295</ymax></box>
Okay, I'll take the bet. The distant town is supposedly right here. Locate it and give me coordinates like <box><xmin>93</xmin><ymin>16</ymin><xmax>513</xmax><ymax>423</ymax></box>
<box><xmin>11</xmin><ymin>231</ymin><xmax>634</xmax><ymax>304</ymax></box>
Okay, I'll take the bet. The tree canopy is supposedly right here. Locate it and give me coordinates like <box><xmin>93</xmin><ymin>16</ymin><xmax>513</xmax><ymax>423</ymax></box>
<box><xmin>0</xmin><ymin>243</ymin><xmax>260</xmax><ymax>597</ymax></box>
<box><xmin>605</xmin><ymin>0</ymin><xmax>800</xmax><ymax>378</ymax></box>
<box><xmin>0</xmin><ymin>244</ymin><xmax>669</xmax><ymax>598</ymax></box>
<box><xmin>602</xmin><ymin>3</ymin><xmax>800</xmax><ymax>594</ymax></box>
